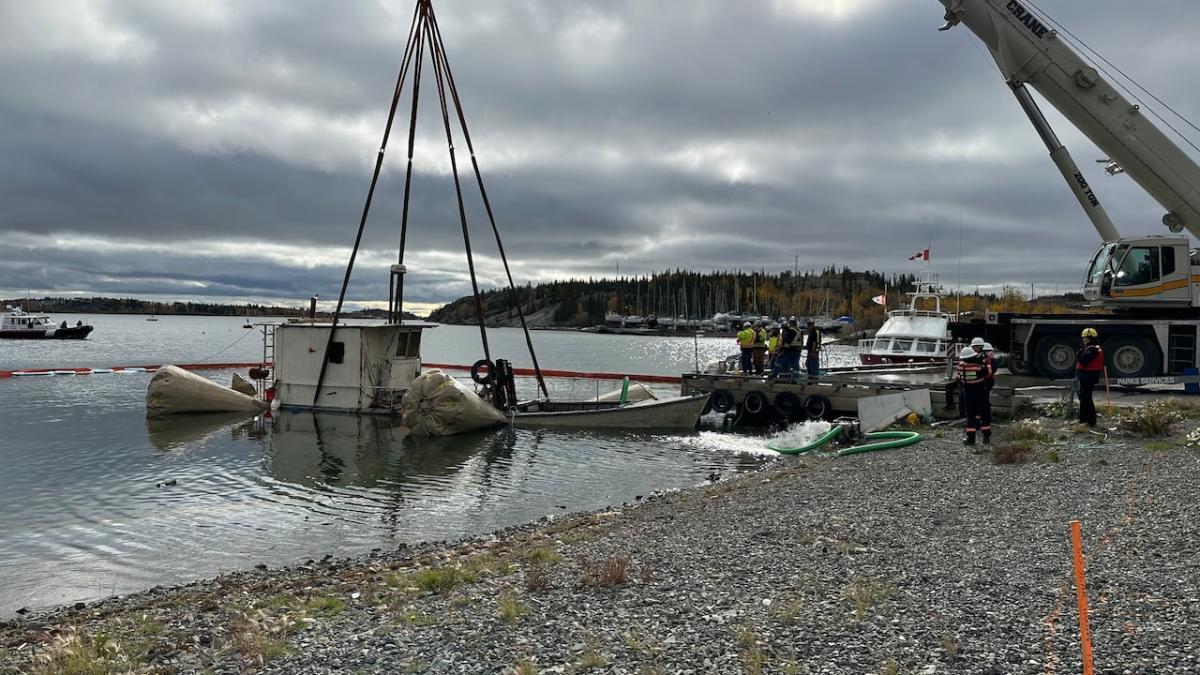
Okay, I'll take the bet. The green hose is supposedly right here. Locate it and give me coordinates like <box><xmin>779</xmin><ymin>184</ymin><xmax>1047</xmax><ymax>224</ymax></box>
<box><xmin>766</xmin><ymin>428</ymin><xmax>922</xmax><ymax>456</ymax></box>
<box><xmin>767</xmin><ymin>425</ymin><xmax>844</xmax><ymax>455</ymax></box>
<box><xmin>836</xmin><ymin>431</ymin><xmax>923</xmax><ymax>456</ymax></box>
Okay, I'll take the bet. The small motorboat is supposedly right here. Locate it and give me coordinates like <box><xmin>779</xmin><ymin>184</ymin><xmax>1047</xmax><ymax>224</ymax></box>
<box><xmin>509</xmin><ymin>393</ymin><xmax>711</xmax><ymax>430</ymax></box>
<box><xmin>1</xmin><ymin>306</ymin><xmax>93</xmax><ymax>340</ymax></box>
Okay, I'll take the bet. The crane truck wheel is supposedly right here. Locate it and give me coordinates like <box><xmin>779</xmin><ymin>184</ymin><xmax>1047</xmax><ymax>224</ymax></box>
<box><xmin>1007</xmin><ymin>352</ymin><xmax>1035</xmax><ymax>376</ymax></box>
<box><xmin>1103</xmin><ymin>336</ymin><xmax>1161</xmax><ymax>379</ymax></box>
<box><xmin>1033</xmin><ymin>336</ymin><xmax>1078</xmax><ymax>379</ymax></box>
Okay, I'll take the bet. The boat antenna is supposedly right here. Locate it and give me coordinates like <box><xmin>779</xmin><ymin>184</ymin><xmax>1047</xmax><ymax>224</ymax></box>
<box><xmin>313</xmin><ymin>0</ymin><xmax>423</xmax><ymax>406</ymax></box>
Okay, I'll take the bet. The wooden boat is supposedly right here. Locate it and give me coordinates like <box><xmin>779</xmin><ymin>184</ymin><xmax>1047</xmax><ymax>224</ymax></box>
<box><xmin>509</xmin><ymin>393</ymin><xmax>710</xmax><ymax>430</ymax></box>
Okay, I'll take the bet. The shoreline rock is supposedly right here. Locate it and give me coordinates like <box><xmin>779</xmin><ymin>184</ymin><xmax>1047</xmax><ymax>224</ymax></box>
<box><xmin>3</xmin><ymin>420</ymin><xmax>1199</xmax><ymax>674</ymax></box>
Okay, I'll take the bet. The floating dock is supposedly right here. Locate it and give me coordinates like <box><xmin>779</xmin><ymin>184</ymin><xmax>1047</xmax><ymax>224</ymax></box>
<box><xmin>681</xmin><ymin>363</ymin><xmax>1021</xmax><ymax>422</ymax></box>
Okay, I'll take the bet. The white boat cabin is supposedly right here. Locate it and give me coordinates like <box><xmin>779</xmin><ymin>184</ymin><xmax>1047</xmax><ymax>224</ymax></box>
<box><xmin>858</xmin><ymin>270</ymin><xmax>952</xmax><ymax>364</ymax></box>
<box><xmin>273</xmin><ymin>322</ymin><xmax>428</xmax><ymax>414</ymax></box>
<box><xmin>2</xmin><ymin>307</ymin><xmax>54</xmax><ymax>331</ymax></box>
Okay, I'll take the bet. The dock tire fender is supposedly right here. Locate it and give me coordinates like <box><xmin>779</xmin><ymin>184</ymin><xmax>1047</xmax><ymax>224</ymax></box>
<box><xmin>773</xmin><ymin>391</ymin><xmax>802</xmax><ymax>420</ymax></box>
<box><xmin>470</xmin><ymin>359</ymin><xmax>497</xmax><ymax>385</ymax></box>
<box><xmin>710</xmin><ymin>389</ymin><xmax>735</xmax><ymax>413</ymax></box>
<box><xmin>743</xmin><ymin>391</ymin><xmax>768</xmax><ymax>416</ymax></box>
<box><xmin>803</xmin><ymin>394</ymin><xmax>832</xmax><ymax>421</ymax></box>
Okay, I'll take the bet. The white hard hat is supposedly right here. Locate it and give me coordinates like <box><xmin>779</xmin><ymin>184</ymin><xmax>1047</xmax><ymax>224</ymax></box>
<box><xmin>959</xmin><ymin>346</ymin><xmax>977</xmax><ymax>359</ymax></box>
<box><xmin>743</xmin><ymin>322</ymin><xmax>751</xmax><ymax>327</ymax></box>
<box><xmin>983</xmin><ymin>342</ymin><xmax>994</xmax><ymax>351</ymax></box>
<box><xmin>788</xmin><ymin>316</ymin><xmax>797</xmax><ymax>322</ymax></box>
<box><xmin>970</xmin><ymin>337</ymin><xmax>985</xmax><ymax>347</ymax></box>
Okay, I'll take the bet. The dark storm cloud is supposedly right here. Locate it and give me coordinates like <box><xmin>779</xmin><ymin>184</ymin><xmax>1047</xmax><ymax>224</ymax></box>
<box><xmin>1</xmin><ymin>0</ymin><xmax>1199</xmax><ymax>306</ymax></box>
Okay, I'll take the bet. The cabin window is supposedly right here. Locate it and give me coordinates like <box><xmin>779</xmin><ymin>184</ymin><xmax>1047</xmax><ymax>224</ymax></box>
<box><xmin>1162</xmin><ymin>247</ymin><xmax>1177</xmax><ymax>277</ymax></box>
<box><xmin>892</xmin><ymin>339</ymin><xmax>913</xmax><ymax>353</ymax></box>
<box><xmin>328</xmin><ymin>341</ymin><xmax>345</xmax><ymax>364</ymax></box>
<box><xmin>915</xmin><ymin>340</ymin><xmax>938</xmax><ymax>353</ymax></box>
<box><xmin>399</xmin><ymin>332</ymin><xmax>421</xmax><ymax>358</ymax></box>
<box><xmin>1114</xmin><ymin>246</ymin><xmax>1160</xmax><ymax>286</ymax></box>
<box><xmin>873</xmin><ymin>338</ymin><xmax>891</xmax><ymax>351</ymax></box>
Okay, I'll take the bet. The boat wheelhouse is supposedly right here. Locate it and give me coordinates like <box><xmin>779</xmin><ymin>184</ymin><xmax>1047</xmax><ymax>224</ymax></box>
<box><xmin>272</xmin><ymin>319</ymin><xmax>430</xmax><ymax>414</ymax></box>
<box><xmin>859</xmin><ymin>271</ymin><xmax>951</xmax><ymax>365</ymax></box>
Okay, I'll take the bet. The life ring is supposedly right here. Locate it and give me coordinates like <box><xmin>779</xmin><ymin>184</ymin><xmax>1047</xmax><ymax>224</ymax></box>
<box><xmin>743</xmin><ymin>391</ymin><xmax>769</xmax><ymax>416</ymax></box>
<box><xmin>803</xmin><ymin>394</ymin><xmax>832</xmax><ymax>420</ymax></box>
<box><xmin>470</xmin><ymin>359</ymin><xmax>497</xmax><ymax>385</ymax></box>
<box><xmin>710</xmin><ymin>389</ymin><xmax>735</xmax><ymax>413</ymax></box>
<box><xmin>773</xmin><ymin>392</ymin><xmax>802</xmax><ymax>421</ymax></box>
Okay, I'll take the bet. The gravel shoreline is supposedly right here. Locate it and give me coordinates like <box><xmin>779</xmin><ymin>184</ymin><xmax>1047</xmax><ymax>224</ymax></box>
<box><xmin>3</xmin><ymin>417</ymin><xmax>1200</xmax><ymax>674</ymax></box>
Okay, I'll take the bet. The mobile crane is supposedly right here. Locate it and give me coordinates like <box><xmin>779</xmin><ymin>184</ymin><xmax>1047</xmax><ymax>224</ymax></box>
<box><xmin>936</xmin><ymin>0</ymin><xmax>1200</xmax><ymax>379</ymax></box>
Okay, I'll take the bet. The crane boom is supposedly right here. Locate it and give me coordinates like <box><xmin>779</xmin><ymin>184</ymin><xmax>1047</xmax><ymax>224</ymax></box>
<box><xmin>938</xmin><ymin>0</ymin><xmax>1200</xmax><ymax>239</ymax></box>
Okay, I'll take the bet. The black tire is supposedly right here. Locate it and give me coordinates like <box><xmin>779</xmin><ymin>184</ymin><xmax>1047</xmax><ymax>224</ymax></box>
<box><xmin>773</xmin><ymin>392</ymin><xmax>803</xmax><ymax>421</ymax></box>
<box><xmin>1103</xmin><ymin>336</ymin><xmax>1161</xmax><ymax>378</ymax></box>
<box><xmin>743</xmin><ymin>391</ymin><xmax>769</xmax><ymax>416</ymax></box>
<box><xmin>710</xmin><ymin>389</ymin><xmax>735</xmax><ymax>413</ymax></box>
<box><xmin>1033</xmin><ymin>335</ymin><xmax>1078</xmax><ymax>379</ymax></box>
<box><xmin>803</xmin><ymin>394</ymin><xmax>832</xmax><ymax>420</ymax></box>
<box><xmin>470</xmin><ymin>358</ymin><xmax>497</xmax><ymax>385</ymax></box>
<box><xmin>1007</xmin><ymin>350</ymin><xmax>1034</xmax><ymax>376</ymax></box>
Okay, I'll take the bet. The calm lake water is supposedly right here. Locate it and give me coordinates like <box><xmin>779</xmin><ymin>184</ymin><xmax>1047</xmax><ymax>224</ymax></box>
<box><xmin>0</xmin><ymin>315</ymin><xmax>860</xmax><ymax>615</ymax></box>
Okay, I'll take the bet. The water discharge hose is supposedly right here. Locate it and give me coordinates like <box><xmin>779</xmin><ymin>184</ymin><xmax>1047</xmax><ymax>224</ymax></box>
<box><xmin>767</xmin><ymin>428</ymin><xmax>922</xmax><ymax>456</ymax></box>
<box><xmin>767</xmin><ymin>426</ymin><xmax>845</xmax><ymax>455</ymax></box>
<box><xmin>836</xmin><ymin>431</ymin><xmax>922</xmax><ymax>456</ymax></box>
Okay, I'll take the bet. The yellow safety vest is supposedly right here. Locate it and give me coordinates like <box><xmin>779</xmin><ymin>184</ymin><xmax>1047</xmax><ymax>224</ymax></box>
<box><xmin>768</xmin><ymin>336</ymin><xmax>780</xmax><ymax>353</ymax></box>
<box><xmin>737</xmin><ymin>329</ymin><xmax>755</xmax><ymax>348</ymax></box>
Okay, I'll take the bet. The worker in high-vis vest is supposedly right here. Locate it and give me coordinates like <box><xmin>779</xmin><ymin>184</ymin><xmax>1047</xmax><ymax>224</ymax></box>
<box><xmin>1075</xmin><ymin>327</ymin><xmax>1104</xmax><ymax>428</ymax></box>
<box><xmin>955</xmin><ymin>345</ymin><xmax>992</xmax><ymax>445</ymax></box>
<box><xmin>736</xmin><ymin>321</ymin><xmax>755</xmax><ymax>374</ymax></box>
<box><xmin>766</xmin><ymin>325</ymin><xmax>781</xmax><ymax>375</ymax></box>
<box><xmin>752</xmin><ymin>321</ymin><xmax>768</xmax><ymax>375</ymax></box>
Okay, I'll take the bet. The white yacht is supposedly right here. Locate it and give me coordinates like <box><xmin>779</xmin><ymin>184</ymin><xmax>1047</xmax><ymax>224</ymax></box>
<box><xmin>1</xmin><ymin>306</ymin><xmax>93</xmax><ymax>340</ymax></box>
<box><xmin>859</xmin><ymin>271</ymin><xmax>952</xmax><ymax>365</ymax></box>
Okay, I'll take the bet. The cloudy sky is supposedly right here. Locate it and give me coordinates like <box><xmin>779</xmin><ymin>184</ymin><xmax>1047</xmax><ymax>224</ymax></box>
<box><xmin>2</xmin><ymin>0</ymin><xmax>1199</xmax><ymax>314</ymax></box>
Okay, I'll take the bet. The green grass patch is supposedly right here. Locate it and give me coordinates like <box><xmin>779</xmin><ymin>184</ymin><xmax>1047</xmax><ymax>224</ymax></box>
<box><xmin>842</xmin><ymin>577</ymin><xmax>894</xmax><ymax>621</ymax></box>
<box><xmin>497</xmin><ymin>591</ymin><xmax>527</xmax><ymax>625</ymax></box>
<box><xmin>1117</xmin><ymin>400</ymin><xmax>1183</xmax><ymax>437</ymax></box>
<box><xmin>301</xmin><ymin>596</ymin><xmax>345</xmax><ymax>618</ymax></box>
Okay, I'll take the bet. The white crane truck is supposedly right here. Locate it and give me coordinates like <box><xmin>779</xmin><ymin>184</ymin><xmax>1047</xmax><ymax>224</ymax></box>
<box><xmin>937</xmin><ymin>0</ymin><xmax>1200</xmax><ymax>380</ymax></box>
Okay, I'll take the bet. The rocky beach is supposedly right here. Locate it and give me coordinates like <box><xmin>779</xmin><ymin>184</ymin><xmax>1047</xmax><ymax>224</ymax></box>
<box><xmin>3</xmin><ymin>413</ymin><xmax>1199</xmax><ymax>674</ymax></box>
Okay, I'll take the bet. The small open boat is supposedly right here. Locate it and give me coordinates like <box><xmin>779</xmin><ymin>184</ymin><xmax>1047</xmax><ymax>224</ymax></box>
<box><xmin>510</xmin><ymin>393</ymin><xmax>710</xmax><ymax>430</ymax></box>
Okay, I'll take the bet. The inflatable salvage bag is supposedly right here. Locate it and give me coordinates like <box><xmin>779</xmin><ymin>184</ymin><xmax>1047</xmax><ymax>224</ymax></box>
<box><xmin>146</xmin><ymin>365</ymin><xmax>268</xmax><ymax>416</ymax></box>
<box><xmin>401</xmin><ymin>370</ymin><xmax>507</xmax><ymax>436</ymax></box>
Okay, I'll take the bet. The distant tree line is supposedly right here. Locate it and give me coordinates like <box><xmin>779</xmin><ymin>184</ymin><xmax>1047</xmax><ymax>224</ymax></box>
<box><xmin>2</xmin><ymin>296</ymin><xmax>419</xmax><ymax>320</ymax></box>
<box><xmin>428</xmin><ymin>268</ymin><xmax>1084</xmax><ymax>328</ymax></box>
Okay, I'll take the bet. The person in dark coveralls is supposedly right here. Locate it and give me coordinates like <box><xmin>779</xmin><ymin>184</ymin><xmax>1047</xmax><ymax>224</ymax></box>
<box><xmin>776</xmin><ymin>317</ymin><xmax>801</xmax><ymax>376</ymax></box>
<box><xmin>1076</xmin><ymin>328</ymin><xmax>1104</xmax><ymax>428</ymax></box>
<box><xmin>803</xmin><ymin>319</ymin><xmax>821</xmax><ymax>381</ymax></box>
<box><xmin>955</xmin><ymin>346</ymin><xmax>992</xmax><ymax>445</ymax></box>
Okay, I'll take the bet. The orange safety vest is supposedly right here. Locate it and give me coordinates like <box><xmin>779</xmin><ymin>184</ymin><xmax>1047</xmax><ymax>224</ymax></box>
<box><xmin>957</xmin><ymin>360</ymin><xmax>987</xmax><ymax>386</ymax></box>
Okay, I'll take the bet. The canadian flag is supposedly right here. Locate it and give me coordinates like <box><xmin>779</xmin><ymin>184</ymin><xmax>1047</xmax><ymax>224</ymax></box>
<box><xmin>908</xmin><ymin>249</ymin><xmax>930</xmax><ymax>261</ymax></box>
<box><xmin>871</xmin><ymin>294</ymin><xmax>886</xmax><ymax>306</ymax></box>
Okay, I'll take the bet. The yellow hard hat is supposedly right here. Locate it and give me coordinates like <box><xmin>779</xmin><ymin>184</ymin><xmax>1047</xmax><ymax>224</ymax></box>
<box><xmin>1081</xmin><ymin>327</ymin><xmax>1098</xmax><ymax>338</ymax></box>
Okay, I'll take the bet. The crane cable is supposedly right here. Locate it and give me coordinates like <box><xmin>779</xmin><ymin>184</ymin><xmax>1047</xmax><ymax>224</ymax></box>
<box><xmin>1025</xmin><ymin>0</ymin><xmax>1200</xmax><ymax>157</ymax></box>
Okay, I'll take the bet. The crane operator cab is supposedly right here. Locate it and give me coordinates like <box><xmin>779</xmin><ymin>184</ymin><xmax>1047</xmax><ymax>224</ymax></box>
<box><xmin>1083</xmin><ymin>235</ymin><xmax>1198</xmax><ymax>309</ymax></box>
